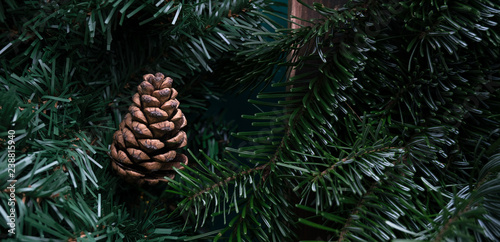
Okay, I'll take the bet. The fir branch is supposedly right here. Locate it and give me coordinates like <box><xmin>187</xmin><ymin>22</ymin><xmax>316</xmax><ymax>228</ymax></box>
<box><xmin>432</xmin><ymin>162</ymin><xmax>498</xmax><ymax>242</ymax></box>
<box><xmin>188</xmin><ymin>115</ymin><xmax>293</xmax><ymax>200</ymax></box>
<box><xmin>336</xmin><ymin>180</ymin><xmax>377</xmax><ymax>242</ymax></box>
<box><xmin>432</xmin><ymin>204</ymin><xmax>473</xmax><ymax>242</ymax></box>
<box><xmin>188</xmin><ymin>97</ymin><xmax>300</xmax><ymax>201</ymax></box>
<box><xmin>317</xmin><ymin>146</ymin><xmax>402</xmax><ymax>180</ymax></box>
<box><xmin>337</xmin><ymin>152</ymin><xmax>409</xmax><ymax>241</ymax></box>
<box><xmin>188</xmin><ymin>163</ymin><xmax>268</xmax><ymax>200</ymax></box>
<box><xmin>261</xmin><ymin>120</ymin><xmax>294</xmax><ymax>182</ymax></box>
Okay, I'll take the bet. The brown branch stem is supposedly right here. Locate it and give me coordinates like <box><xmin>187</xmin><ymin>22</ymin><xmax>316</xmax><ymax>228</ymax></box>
<box><xmin>337</xmin><ymin>182</ymin><xmax>378</xmax><ymax>241</ymax></box>
<box><xmin>189</xmin><ymin>164</ymin><xmax>269</xmax><ymax>200</ymax></box>
<box><xmin>189</xmin><ymin>113</ymin><xmax>298</xmax><ymax>200</ymax></box>
<box><xmin>317</xmin><ymin>146</ymin><xmax>402</xmax><ymax>180</ymax></box>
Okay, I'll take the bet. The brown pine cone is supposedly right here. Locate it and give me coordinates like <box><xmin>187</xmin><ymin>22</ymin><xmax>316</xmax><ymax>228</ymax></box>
<box><xmin>110</xmin><ymin>73</ymin><xmax>188</xmax><ymax>185</ymax></box>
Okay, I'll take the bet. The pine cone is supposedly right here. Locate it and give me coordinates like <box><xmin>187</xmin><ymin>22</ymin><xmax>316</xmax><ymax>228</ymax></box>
<box><xmin>110</xmin><ymin>73</ymin><xmax>188</xmax><ymax>185</ymax></box>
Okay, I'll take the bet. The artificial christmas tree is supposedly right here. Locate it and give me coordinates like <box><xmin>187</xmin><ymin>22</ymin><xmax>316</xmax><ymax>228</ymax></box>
<box><xmin>110</xmin><ymin>73</ymin><xmax>187</xmax><ymax>185</ymax></box>
<box><xmin>167</xmin><ymin>0</ymin><xmax>500</xmax><ymax>241</ymax></box>
<box><xmin>0</xmin><ymin>0</ymin><xmax>279</xmax><ymax>240</ymax></box>
<box><xmin>2</xmin><ymin>0</ymin><xmax>500</xmax><ymax>241</ymax></box>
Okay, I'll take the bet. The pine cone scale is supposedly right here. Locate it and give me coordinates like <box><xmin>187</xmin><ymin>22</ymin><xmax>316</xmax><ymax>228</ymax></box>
<box><xmin>129</xmin><ymin>106</ymin><xmax>148</xmax><ymax>123</ymax></box>
<box><xmin>152</xmin><ymin>150</ymin><xmax>177</xmax><ymax>162</ymax></box>
<box><xmin>152</xmin><ymin>89</ymin><xmax>172</xmax><ymax>103</ymax></box>
<box><xmin>144</xmin><ymin>107</ymin><xmax>169</xmax><ymax>122</ymax></box>
<box><xmin>161</xmin><ymin>101</ymin><xmax>178</xmax><ymax>114</ymax></box>
<box><xmin>141</xmin><ymin>95</ymin><xmax>161</xmax><ymax>107</ymax></box>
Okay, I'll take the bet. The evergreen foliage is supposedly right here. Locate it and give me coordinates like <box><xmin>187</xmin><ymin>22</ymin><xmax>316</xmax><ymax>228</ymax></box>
<box><xmin>1</xmin><ymin>0</ymin><xmax>500</xmax><ymax>241</ymax></box>
<box><xmin>0</xmin><ymin>0</ymin><xmax>279</xmax><ymax>240</ymax></box>
<box><xmin>168</xmin><ymin>0</ymin><xmax>500</xmax><ymax>241</ymax></box>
